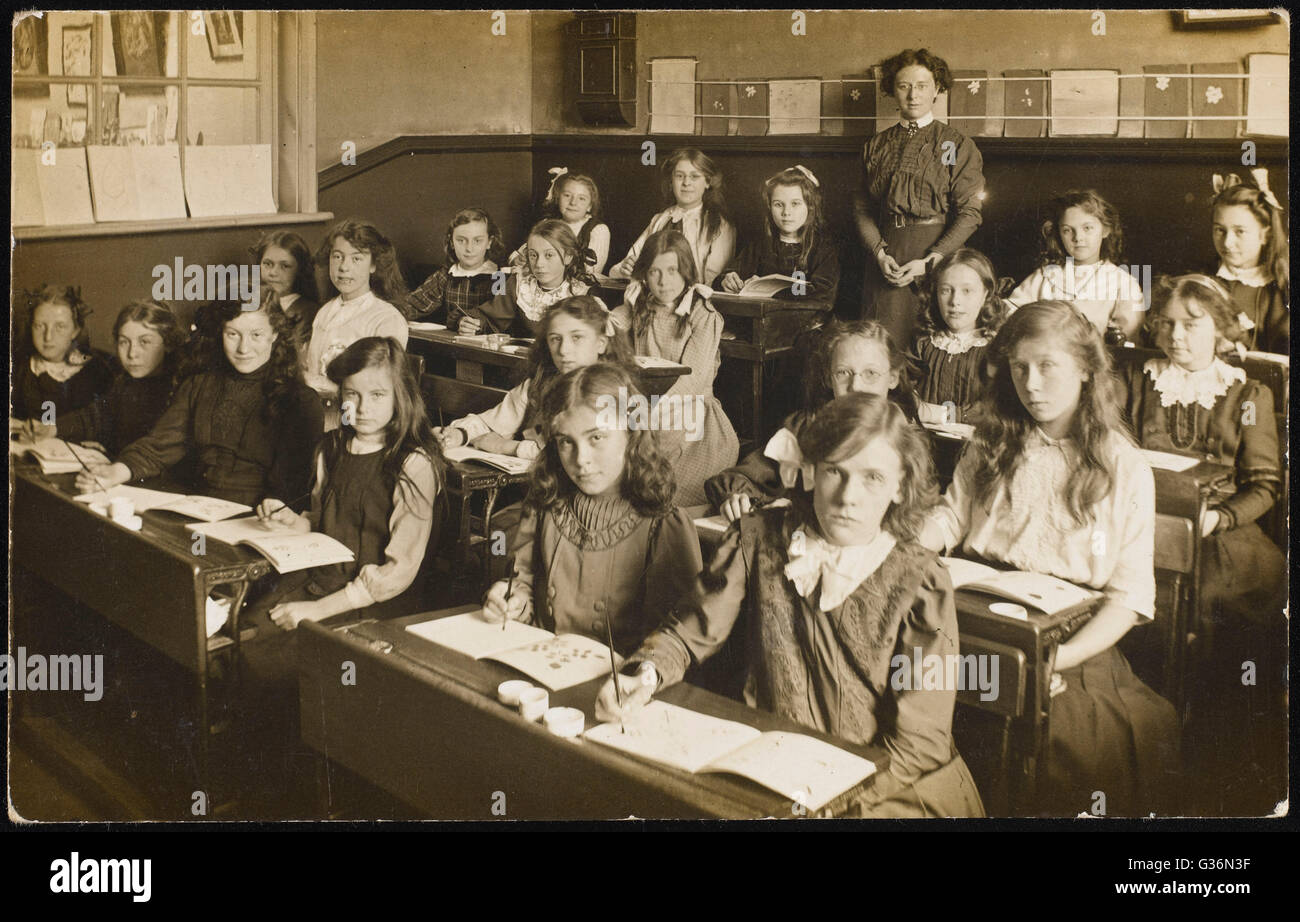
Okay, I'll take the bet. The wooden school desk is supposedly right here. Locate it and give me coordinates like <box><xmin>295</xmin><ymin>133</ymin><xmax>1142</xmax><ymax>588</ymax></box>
<box><xmin>10</xmin><ymin>464</ymin><xmax>271</xmax><ymax>814</ymax></box>
<box><xmin>593</xmin><ymin>277</ymin><xmax>830</xmax><ymax>446</ymax></box>
<box><xmin>298</xmin><ymin>605</ymin><xmax>888</xmax><ymax>819</ymax></box>
<box><xmin>407</xmin><ymin>327</ymin><xmax>689</xmax><ymax>395</ymax></box>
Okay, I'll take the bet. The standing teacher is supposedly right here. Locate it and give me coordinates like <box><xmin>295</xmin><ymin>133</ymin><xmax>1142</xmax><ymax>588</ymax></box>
<box><xmin>854</xmin><ymin>49</ymin><xmax>985</xmax><ymax>349</ymax></box>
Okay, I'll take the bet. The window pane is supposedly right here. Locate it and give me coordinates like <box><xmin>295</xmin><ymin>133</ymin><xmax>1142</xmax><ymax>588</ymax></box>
<box><xmin>187</xmin><ymin>86</ymin><xmax>259</xmax><ymax>146</ymax></box>
<box><xmin>102</xmin><ymin>11</ymin><xmax>178</xmax><ymax>80</ymax></box>
<box><xmin>13</xmin><ymin>84</ymin><xmax>92</xmax><ymax>148</ymax></box>
<box><xmin>188</xmin><ymin>11</ymin><xmax>258</xmax><ymax>81</ymax></box>
<box><xmin>102</xmin><ymin>84</ymin><xmax>179</xmax><ymax>146</ymax></box>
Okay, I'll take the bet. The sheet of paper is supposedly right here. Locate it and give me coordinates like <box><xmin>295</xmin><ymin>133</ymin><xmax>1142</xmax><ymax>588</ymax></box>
<box><xmin>156</xmin><ymin>494</ymin><xmax>252</xmax><ymax>522</ymax></box>
<box><xmin>183</xmin><ymin>144</ymin><xmax>277</xmax><ymax>217</ymax></box>
<box><xmin>973</xmin><ymin>571</ymin><xmax>1097</xmax><ymax>613</ymax></box>
<box><xmin>132</xmin><ymin>145</ymin><xmax>187</xmax><ymax>220</ymax></box>
<box><xmin>188</xmin><ymin>514</ymin><xmax>291</xmax><ymax>545</ymax></box>
<box><xmin>241</xmin><ymin>532</ymin><xmax>354</xmax><ymax>573</ymax></box>
<box><xmin>940</xmin><ymin>556</ymin><xmax>1002</xmax><ymax>588</ymax></box>
<box><xmin>12</xmin><ymin>150</ymin><xmax>45</xmax><ymax>226</ymax></box>
<box><xmin>705</xmin><ymin>731</ymin><xmax>876</xmax><ymax>812</ymax></box>
<box><xmin>768</xmin><ymin>79</ymin><xmax>820</xmax><ymax>134</ymax></box>
<box><xmin>693</xmin><ymin>514</ymin><xmax>728</xmax><ymax>537</ymax></box>
<box><xmin>36</xmin><ymin>146</ymin><xmax>96</xmax><ymax>225</ymax></box>
<box><xmin>73</xmin><ymin>484</ymin><xmax>189</xmax><ymax>511</ymax></box>
<box><xmin>87</xmin><ymin>145</ymin><xmax>142</xmax><ymax>221</ymax></box>
<box><xmin>1049</xmin><ymin>70</ymin><xmax>1118</xmax><ymax>136</ymax></box>
<box><xmin>405</xmin><ymin>611</ymin><xmax>554</xmax><ymax>660</ymax></box>
<box><xmin>584</xmin><ymin>700</ymin><xmax>761</xmax><ymax>774</ymax></box>
<box><xmin>649</xmin><ymin>57</ymin><xmax>697</xmax><ymax>134</ymax></box>
<box><xmin>441</xmin><ymin>446</ymin><xmax>534</xmax><ymax>475</ymax></box>
<box><xmin>1141</xmin><ymin>449</ymin><xmax>1200</xmax><ymax>472</ymax></box>
<box><xmin>407</xmin><ymin>322</ymin><xmax>447</xmax><ymax>332</ymax></box>
<box><xmin>633</xmin><ymin>354</ymin><xmax>679</xmax><ymax>368</ymax></box>
<box><xmin>487</xmin><ymin>634</ymin><xmax>620</xmax><ymax>691</ymax></box>
<box><xmin>1245</xmin><ymin>53</ymin><xmax>1288</xmax><ymax>137</ymax></box>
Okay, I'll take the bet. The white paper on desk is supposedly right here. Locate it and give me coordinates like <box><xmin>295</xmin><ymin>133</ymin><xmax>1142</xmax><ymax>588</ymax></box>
<box><xmin>157</xmin><ymin>494</ymin><xmax>251</xmax><ymax>522</ymax></box>
<box><xmin>183</xmin><ymin>144</ymin><xmax>276</xmax><ymax>217</ymax></box>
<box><xmin>441</xmin><ymin>445</ymin><xmax>534</xmax><ymax>475</ymax></box>
<box><xmin>405</xmin><ymin>611</ymin><xmax>554</xmax><ymax>659</ymax></box>
<box><xmin>10</xmin><ymin>438</ymin><xmax>110</xmax><ymax>474</ymax></box>
<box><xmin>585</xmin><ymin>700</ymin><xmax>761</xmax><ymax>774</ymax></box>
<box><xmin>1141</xmin><ymin>449</ymin><xmax>1200</xmax><ymax>473</ymax></box>
<box><xmin>487</xmin><ymin>633</ymin><xmax>620</xmax><ymax>691</ymax></box>
<box><xmin>188</xmin><ymin>514</ymin><xmax>293</xmax><ymax>545</ymax></box>
<box><xmin>650</xmin><ymin>58</ymin><xmax>697</xmax><ymax>134</ymax></box>
<box><xmin>1246</xmin><ymin>53</ymin><xmax>1288</xmax><ymax>137</ymax></box>
<box><xmin>924</xmin><ymin>421</ymin><xmax>975</xmax><ymax>441</ymax></box>
<box><xmin>407</xmin><ymin>321</ymin><xmax>447</xmax><ymax>332</ymax></box>
<box><xmin>633</xmin><ymin>354</ymin><xmax>678</xmax><ymax>368</ymax></box>
<box><xmin>704</xmin><ymin>730</ymin><xmax>876</xmax><ymax>813</ymax></box>
<box><xmin>769</xmin><ymin>79</ymin><xmax>821</xmax><ymax>134</ymax></box>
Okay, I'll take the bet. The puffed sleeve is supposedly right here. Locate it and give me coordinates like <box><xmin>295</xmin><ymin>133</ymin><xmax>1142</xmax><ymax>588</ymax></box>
<box><xmin>1006</xmin><ymin>268</ymin><xmax>1047</xmax><ymax>309</ymax></box>
<box><xmin>700</xmin><ymin>218</ymin><xmax>735</xmax><ymax>287</ymax></box>
<box><xmin>641</xmin><ymin>509</ymin><xmax>705</xmax><ymax>634</ymax></box>
<box><xmin>634</xmin><ymin>519</ymin><xmax>749</xmax><ymax>687</ymax></box>
<box><xmin>507</xmin><ymin>505</ymin><xmax>539</xmax><ymax>601</ymax></box>
<box><xmin>374</xmin><ymin>303</ymin><xmax>410</xmax><ymax>347</ymax></box>
<box><xmin>408</xmin><ymin>268</ymin><xmax>450</xmax><ymax>321</ymax></box>
<box><xmin>929</xmin><ymin>134</ymin><xmax>984</xmax><ymax>256</ymax></box>
<box><xmin>116</xmin><ymin>375</ymin><xmax>200</xmax><ymax>481</ymax></box>
<box><xmin>587</xmin><ymin>223</ymin><xmax>611</xmax><ymax>276</ymax></box>
<box><xmin>343</xmin><ymin>450</ymin><xmax>441</xmax><ymax>611</ymax></box>
<box><xmin>1218</xmin><ymin>380</ymin><xmax>1280</xmax><ymax>529</ymax></box>
<box><xmin>925</xmin><ymin>441</ymin><xmax>978</xmax><ymax>552</ymax></box>
<box><xmin>1104</xmin><ymin>448</ymin><xmax>1156</xmax><ymax>620</ymax></box>
<box><xmin>669</xmin><ymin>299</ymin><xmax>724</xmax><ymax>398</ymax></box>
<box><xmin>881</xmin><ymin>557</ymin><xmax>959</xmax><ymax>783</ymax></box>
<box><xmin>450</xmin><ymin>379</ymin><xmax>531</xmax><ymax>442</ymax></box>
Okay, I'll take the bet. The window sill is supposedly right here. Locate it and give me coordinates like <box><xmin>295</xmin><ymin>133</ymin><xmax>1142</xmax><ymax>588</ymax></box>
<box><xmin>12</xmin><ymin>211</ymin><xmax>335</xmax><ymax>242</ymax></box>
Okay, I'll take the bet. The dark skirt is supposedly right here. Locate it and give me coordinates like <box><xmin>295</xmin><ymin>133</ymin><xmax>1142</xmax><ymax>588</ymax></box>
<box><xmin>849</xmin><ymin>753</ymin><xmax>986</xmax><ymax>818</ymax></box>
<box><xmin>861</xmin><ymin>222</ymin><xmax>945</xmax><ymax>348</ymax></box>
<box><xmin>1042</xmin><ymin>645</ymin><xmax>1181</xmax><ymax>817</ymax></box>
<box><xmin>1200</xmin><ymin>522</ymin><xmax>1287</xmax><ymax>621</ymax></box>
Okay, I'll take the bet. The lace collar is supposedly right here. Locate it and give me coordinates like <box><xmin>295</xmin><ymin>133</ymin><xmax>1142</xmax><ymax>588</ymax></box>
<box><xmin>1216</xmin><ymin>263</ymin><xmax>1270</xmax><ymax>289</ymax></box>
<box><xmin>1144</xmin><ymin>357</ymin><xmax>1246</xmax><ymax>409</ymax></box>
<box><xmin>784</xmin><ymin>524</ymin><xmax>897</xmax><ymax>612</ymax></box>
<box><xmin>516</xmin><ymin>275</ymin><xmax>587</xmax><ymax>321</ymax></box>
<box><xmin>30</xmin><ymin>350</ymin><xmax>92</xmax><ymax>382</ymax></box>
<box><xmin>929</xmin><ymin>329</ymin><xmax>990</xmax><ymax>355</ymax></box>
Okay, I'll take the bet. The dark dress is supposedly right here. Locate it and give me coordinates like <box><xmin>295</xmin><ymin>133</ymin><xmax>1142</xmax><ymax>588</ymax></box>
<box><xmin>116</xmin><ymin>364</ymin><xmax>322</xmax><ymax>509</ymax></box>
<box><xmin>853</xmin><ymin>120</ymin><xmax>984</xmax><ymax>348</ymax></box>
<box><xmin>635</xmin><ymin>504</ymin><xmax>985</xmax><ymax>817</ymax></box>
<box><xmin>56</xmin><ymin>370</ymin><xmax>174</xmax><ymax>456</ymax></box>
<box><xmin>12</xmin><ymin>351</ymin><xmax>113</xmax><ymax>422</ymax></box>
<box><xmin>1123</xmin><ymin>358</ymin><xmax>1285</xmax><ymax>617</ymax></box>
<box><xmin>717</xmin><ymin>235</ymin><xmax>841</xmax><ymax>310</ymax></box>
<box><xmin>1220</xmin><ymin>277</ymin><xmax>1288</xmax><ymax>355</ymax></box>
<box><xmin>912</xmin><ymin>333</ymin><xmax>992</xmax><ymax>422</ymax></box>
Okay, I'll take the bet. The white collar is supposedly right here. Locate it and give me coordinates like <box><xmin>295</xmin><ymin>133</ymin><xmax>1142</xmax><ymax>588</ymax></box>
<box><xmin>1216</xmin><ymin>263</ymin><xmax>1270</xmax><ymax>288</ymax></box>
<box><xmin>667</xmin><ymin>202</ymin><xmax>703</xmax><ymax>222</ymax></box>
<box><xmin>900</xmin><ymin>111</ymin><xmax>935</xmax><ymax>129</ymax></box>
<box><xmin>333</xmin><ymin>290</ymin><xmax>374</xmax><ymax>311</ymax></box>
<box><xmin>929</xmin><ymin>328</ymin><xmax>990</xmax><ymax>354</ymax></box>
<box><xmin>449</xmin><ymin>260</ymin><xmax>498</xmax><ymax>278</ymax></box>
<box><xmin>1144</xmin><ymin>357</ymin><xmax>1246</xmax><ymax>410</ymax></box>
<box><xmin>784</xmin><ymin>525</ymin><xmax>897</xmax><ymax>612</ymax></box>
<box><xmin>30</xmin><ymin>350</ymin><xmax>90</xmax><ymax>382</ymax></box>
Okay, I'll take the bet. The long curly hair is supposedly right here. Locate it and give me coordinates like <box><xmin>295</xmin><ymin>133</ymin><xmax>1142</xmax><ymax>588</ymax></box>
<box><xmin>1038</xmin><ymin>189</ymin><xmax>1126</xmax><ymax>268</ymax></box>
<box><xmin>761</xmin><ymin>166</ymin><xmax>826</xmax><ymax>270</ymax></box>
<box><xmin>628</xmin><ymin>229</ymin><xmax>700</xmax><ymax>339</ymax></box>
<box><xmin>919</xmin><ymin>247</ymin><xmax>1009</xmax><ymax>338</ymax></box>
<box><xmin>880</xmin><ymin>48</ymin><xmax>953</xmax><ymax>95</ymax></box>
<box><xmin>1212</xmin><ymin>181</ymin><xmax>1289</xmax><ymax>303</ymax></box>
<box><xmin>522</xmin><ymin>218</ymin><xmax>595</xmax><ymax>288</ymax></box>
<box><xmin>324</xmin><ymin>336</ymin><xmax>444</xmax><ymax>509</ymax></box>
<box><xmin>1145</xmin><ymin>274</ymin><xmax>1246</xmax><ymax>359</ymax></box>
<box><xmin>660</xmin><ymin>148</ymin><xmax>729</xmax><ymax>244</ymax></box>
<box><xmin>187</xmin><ymin>291</ymin><xmax>304</xmax><ymax>421</ymax></box>
<box><xmin>520</xmin><ymin>295</ymin><xmax>634</xmax><ymax>429</ymax></box>
<box><xmin>21</xmin><ymin>284</ymin><xmax>93</xmax><ymax>360</ymax></box>
<box><xmin>967</xmin><ymin>300</ymin><xmax>1129</xmax><ymax>526</ymax></box>
<box><xmin>793</xmin><ymin>392</ymin><xmax>938</xmax><ymax>543</ymax></box>
<box><xmin>805</xmin><ymin>318</ymin><xmax>920</xmax><ymax>421</ymax></box>
<box><xmin>526</xmin><ymin>362</ymin><xmax>676</xmax><ymax>518</ymax></box>
<box><xmin>112</xmin><ymin>299</ymin><xmax>185</xmax><ymax>386</ymax></box>
<box><xmin>317</xmin><ymin>218</ymin><xmax>411</xmax><ymax>315</ymax></box>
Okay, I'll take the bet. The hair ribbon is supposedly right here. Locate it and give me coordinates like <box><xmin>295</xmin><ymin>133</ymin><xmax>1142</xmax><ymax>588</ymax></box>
<box><xmin>545</xmin><ymin>166</ymin><xmax>569</xmax><ymax>203</ymax></box>
<box><xmin>1249</xmin><ymin>167</ymin><xmax>1282</xmax><ymax>210</ymax></box>
<box><xmin>792</xmin><ymin>164</ymin><xmax>820</xmax><ymax>187</ymax></box>
<box><xmin>764</xmin><ymin>427</ymin><xmax>815</xmax><ymax>491</ymax></box>
<box><xmin>676</xmin><ymin>283</ymin><xmax>713</xmax><ymax>317</ymax></box>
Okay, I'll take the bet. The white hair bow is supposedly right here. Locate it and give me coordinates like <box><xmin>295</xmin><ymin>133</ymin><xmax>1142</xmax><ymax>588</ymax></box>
<box><xmin>676</xmin><ymin>283</ymin><xmax>713</xmax><ymax>317</ymax></box>
<box><xmin>764</xmin><ymin>427</ymin><xmax>815</xmax><ymax>491</ymax></box>
<box><xmin>592</xmin><ymin>295</ymin><xmax>618</xmax><ymax>338</ymax></box>
<box><xmin>792</xmin><ymin>164</ymin><xmax>820</xmax><ymax>187</ymax></box>
<box><xmin>1249</xmin><ymin>167</ymin><xmax>1282</xmax><ymax>210</ymax></box>
<box><xmin>545</xmin><ymin>166</ymin><xmax>569</xmax><ymax>202</ymax></box>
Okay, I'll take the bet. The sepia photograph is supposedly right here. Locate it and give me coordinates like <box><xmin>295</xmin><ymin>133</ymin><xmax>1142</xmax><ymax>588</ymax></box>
<box><xmin>6</xmin><ymin>7</ymin><xmax>1291</xmax><ymax>849</ymax></box>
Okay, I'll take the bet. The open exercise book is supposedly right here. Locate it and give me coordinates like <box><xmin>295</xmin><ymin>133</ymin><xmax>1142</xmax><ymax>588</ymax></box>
<box><xmin>405</xmin><ymin>612</ymin><xmax>617</xmax><ymax>691</ymax></box>
<box><xmin>441</xmin><ymin>445</ymin><xmax>534</xmax><ymax>475</ymax></box>
<box><xmin>585</xmin><ymin>701</ymin><xmax>877</xmax><ymax>812</ymax></box>
<box><xmin>186</xmin><ymin>516</ymin><xmax>355</xmax><ymax>574</ymax></box>
<box><xmin>941</xmin><ymin>557</ymin><xmax>1101</xmax><ymax>616</ymax></box>
<box><xmin>10</xmin><ymin>437</ymin><xmax>109</xmax><ymax>475</ymax></box>
<box><xmin>73</xmin><ymin>485</ymin><xmax>252</xmax><ymax>523</ymax></box>
<box><xmin>729</xmin><ymin>274</ymin><xmax>802</xmax><ymax>299</ymax></box>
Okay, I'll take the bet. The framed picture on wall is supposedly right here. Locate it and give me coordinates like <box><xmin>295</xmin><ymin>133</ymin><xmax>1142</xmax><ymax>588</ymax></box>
<box><xmin>111</xmin><ymin>11</ymin><xmax>168</xmax><ymax>78</ymax></box>
<box><xmin>204</xmin><ymin>12</ymin><xmax>244</xmax><ymax>60</ymax></box>
<box><xmin>63</xmin><ymin>25</ymin><xmax>92</xmax><ymax>105</ymax></box>
<box><xmin>14</xmin><ymin>15</ymin><xmax>49</xmax><ymax>95</ymax></box>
